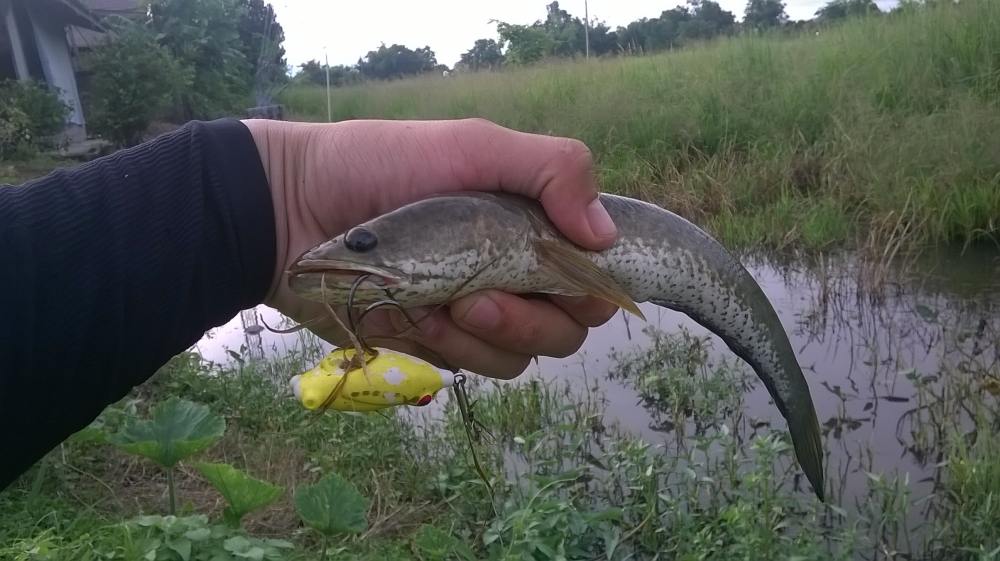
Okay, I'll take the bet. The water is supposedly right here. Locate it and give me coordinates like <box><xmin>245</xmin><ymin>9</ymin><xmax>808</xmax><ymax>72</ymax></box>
<box><xmin>191</xmin><ymin>245</ymin><xmax>999</xmax><ymax>536</ymax></box>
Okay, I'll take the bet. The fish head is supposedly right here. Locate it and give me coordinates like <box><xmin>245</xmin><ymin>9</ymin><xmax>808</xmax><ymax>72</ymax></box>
<box><xmin>287</xmin><ymin>194</ymin><xmax>532</xmax><ymax>305</ymax></box>
<box><xmin>286</xmin><ymin>221</ymin><xmax>409</xmax><ymax>304</ymax></box>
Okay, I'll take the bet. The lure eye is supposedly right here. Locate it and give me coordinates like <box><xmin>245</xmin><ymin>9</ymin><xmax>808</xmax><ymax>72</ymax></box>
<box><xmin>416</xmin><ymin>394</ymin><xmax>433</xmax><ymax>406</ymax></box>
<box><xmin>344</xmin><ymin>227</ymin><xmax>377</xmax><ymax>252</ymax></box>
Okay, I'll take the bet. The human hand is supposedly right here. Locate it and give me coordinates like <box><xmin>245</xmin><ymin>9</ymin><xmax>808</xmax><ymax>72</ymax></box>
<box><xmin>241</xmin><ymin>118</ymin><xmax>618</xmax><ymax>379</ymax></box>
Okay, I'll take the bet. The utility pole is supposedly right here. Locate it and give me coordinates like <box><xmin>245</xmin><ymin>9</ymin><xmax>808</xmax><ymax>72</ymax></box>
<box><xmin>584</xmin><ymin>0</ymin><xmax>590</xmax><ymax>59</ymax></box>
<box><xmin>324</xmin><ymin>49</ymin><xmax>332</xmax><ymax>122</ymax></box>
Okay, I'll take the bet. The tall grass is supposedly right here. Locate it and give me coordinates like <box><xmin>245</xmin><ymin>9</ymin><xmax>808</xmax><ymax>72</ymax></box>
<box><xmin>280</xmin><ymin>0</ymin><xmax>1000</xmax><ymax>254</ymax></box>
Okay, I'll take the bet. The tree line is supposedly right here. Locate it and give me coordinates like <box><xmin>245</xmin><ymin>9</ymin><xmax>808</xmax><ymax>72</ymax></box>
<box><xmin>295</xmin><ymin>0</ymin><xmax>884</xmax><ymax>83</ymax></box>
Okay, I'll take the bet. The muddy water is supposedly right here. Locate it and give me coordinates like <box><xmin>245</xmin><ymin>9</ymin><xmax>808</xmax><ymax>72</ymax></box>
<box><xmin>192</xmin><ymin>245</ymin><xmax>999</xmax><ymax>515</ymax></box>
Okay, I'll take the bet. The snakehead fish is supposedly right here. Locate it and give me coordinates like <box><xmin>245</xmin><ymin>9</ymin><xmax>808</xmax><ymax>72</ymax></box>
<box><xmin>286</xmin><ymin>192</ymin><xmax>825</xmax><ymax>500</ymax></box>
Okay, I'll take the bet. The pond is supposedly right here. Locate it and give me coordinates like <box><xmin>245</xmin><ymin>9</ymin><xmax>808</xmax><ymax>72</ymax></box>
<box><xmin>190</xmin><ymin>244</ymin><xmax>999</xmax><ymax>552</ymax></box>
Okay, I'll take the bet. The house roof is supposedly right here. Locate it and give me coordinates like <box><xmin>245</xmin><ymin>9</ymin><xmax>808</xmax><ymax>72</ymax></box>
<box><xmin>66</xmin><ymin>0</ymin><xmax>144</xmax><ymax>50</ymax></box>
<box><xmin>80</xmin><ymin>0</ymin><xmax>144</xmax><ymax>17</ymax></box>
<box><xmin>50</xmin><ymin>0</ymin><xmax>105</xmax><ymax>30</ymax></box>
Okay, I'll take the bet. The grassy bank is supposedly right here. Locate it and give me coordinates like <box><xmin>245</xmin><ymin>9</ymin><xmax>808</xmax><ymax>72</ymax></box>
<box><xmin>0</xmin><ymin>156</ymin><xmax>71</xmax><ymax>185</ymax></box>
<box><xmin>1</xmin><ymin>325</ymin><xmax>996</xmax><ymax>560</ymax></box>
<box><xmin>281</xmin><ymin>0</ymin><xmax>1000</xmax><ymax>254</ymax></box>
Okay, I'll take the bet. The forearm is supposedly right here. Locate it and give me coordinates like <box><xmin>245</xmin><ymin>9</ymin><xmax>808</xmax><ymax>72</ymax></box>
<box><xmin>0</xmin><ymin>120</ymin><xmax>275</xmax><ymax>488</ymax></box>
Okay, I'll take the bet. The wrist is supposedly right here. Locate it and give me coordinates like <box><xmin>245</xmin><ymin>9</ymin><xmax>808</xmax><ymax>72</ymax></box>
<box><xmin>242</xmin><ymin>119</ymin><xmax>295</xmax><ymax>303</ymax></box>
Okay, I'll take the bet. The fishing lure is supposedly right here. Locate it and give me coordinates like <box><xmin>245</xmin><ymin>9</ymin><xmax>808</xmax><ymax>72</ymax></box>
<box><xmin>291</xmin><ymin>347</ymin><xmax>455</xmax><ymax>412</ymax></box>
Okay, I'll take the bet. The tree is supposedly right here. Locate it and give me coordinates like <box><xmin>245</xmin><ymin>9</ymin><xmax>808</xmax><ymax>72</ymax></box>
<box><xmin>148</xmin><ymin>0</ymin><xmax>251</xmax><ymax>119</ymax></box>
<box><xmin>816</xmin><ymin>0</ymin><xmax>880</xmax><ymax>21</ymax></box>
<box><xmin>237</xmin><ymin>0</ymin><xmax>288</xmax><ymax>105</ymax></box>
<box><xmin>744</xmin><ymin>0</ymin><xmax>788</xmax><ymax>28</ymax></box>
<box><xmin>87</xmin><ymin>22</ymin><xmax>189</xmax><ymax>146</ymax></box>
<box><xmin>542</xmin><ymin>1</ymin><xmax>584</xmax><ymax>56</ymax></box>
<box><xmin>496</xmin><ymin>22</ymin><xmax>553</xmax><ymax>65</ymax></box>
<box><xmin>586</xmin><ymin>21</ymin><xmax>618</xmax><ymax>56</ymax></box>
<box><xmin>357</xmin><ymin>44</ymin><xmax>437</xmax><ymax>80</ymax></box>
<box><xmin>460</xmin><ymin>39</ymin><xmax>505</xmax><ymax>71</ymax></box>
<box><xmin>684</xmin><ymin>0</ymin><xmax>736</xmax><ymax>39</ymax></box>
<box><xmin>294</xmin><ymin>60</ymin><xmax>360</xmax><ymax>87</ymax></box>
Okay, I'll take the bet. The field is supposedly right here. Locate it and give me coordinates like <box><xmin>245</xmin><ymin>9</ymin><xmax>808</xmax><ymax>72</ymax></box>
<box><xmin>282</xmin><ymin>0</ymin><xmax>1000</xmax><ymax>255</ymax></box>
<box><xmin>2</xmin><ymin>1</ymin><xmax>999</xmax><ymax>560</ymax></box>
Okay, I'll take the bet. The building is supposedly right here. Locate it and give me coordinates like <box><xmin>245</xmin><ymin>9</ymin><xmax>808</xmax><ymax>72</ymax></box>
<box><xmin>1</xmin><ymin>0</ymin><xmax>106</xmax><ymax>142</ymax></box>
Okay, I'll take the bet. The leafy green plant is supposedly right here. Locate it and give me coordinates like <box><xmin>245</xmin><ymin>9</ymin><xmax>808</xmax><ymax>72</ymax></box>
<box><xmin>148</xmin><ymin>0</ymin><xmax>252</xmax><ymax>120</ymax></box>
<box><xmin>0</xmin><ymin>80</ymin><xmax>69</xmax><ymax>159</ymax></box>
<box><xmin>127</xmin><ymin>514</ymin><xmax>293</xmax><ymax>561</ymax></box>
<box><xmin>110</xmin><ymin>397</ymin><xmax>225</xmax><ymax>514</ymax></box>
<box><xmin>294</xmin><ymin>472</ymin><xmax>369</xmax><ymax>558</ymax></box>
<box><xmin>194</xmin><ymin>462</ymin><xmax>283</xmax><ymax>527</ymax></box>
<box><xmin>411</xmin><ymin>524</ymin><xmax>476</xmax><ymax>561</ymax></box>
<box><xmin>0</xmin><ymin>105</ymin><xmax>35</xmax><ymax>161</ymax></box>
<box><xmin>85</xmin><ymin>20</ymin><xmax>190</xmax><ymax>147</ymax></box>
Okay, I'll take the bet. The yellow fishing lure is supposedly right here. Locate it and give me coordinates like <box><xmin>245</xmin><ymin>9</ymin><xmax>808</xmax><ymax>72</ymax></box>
<box><xmin>290</xmin><ymin>347</ymin><xmax>455</xmax><ymax>412</ymax></box>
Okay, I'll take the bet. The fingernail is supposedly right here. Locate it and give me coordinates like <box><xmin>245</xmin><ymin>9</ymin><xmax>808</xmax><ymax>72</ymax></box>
<box><xmin>459</xmin><ymin>295</ymin><xmax>502</xmax><ymax>330</ymax></box>
<box><xmin>586</xmin><ymin>198</ymin><xmax>617</xmax><ymax>241</ymax></box>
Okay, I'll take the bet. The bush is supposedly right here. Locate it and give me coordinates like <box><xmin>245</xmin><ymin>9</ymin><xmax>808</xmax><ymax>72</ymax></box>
<box><xmin>86</xmin><ymin>22</ymin><xmax>190</xmax><ymax>147</ymax></box>
<box><xmin>148</xmin><ymin>0</ymin><xmax>252</xmax><ymax>120</ymax></box>
<box><xmin>0</xmin><ymin>80</ymin><xmax>70</xmax><ymax>159</ymax></box>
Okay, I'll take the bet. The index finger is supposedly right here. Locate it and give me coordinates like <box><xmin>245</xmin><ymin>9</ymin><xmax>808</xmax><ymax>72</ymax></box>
<box><xmin>446</xmin><ymin>119</ymin><xmax>618</xmax><ymax>251</ymax></box>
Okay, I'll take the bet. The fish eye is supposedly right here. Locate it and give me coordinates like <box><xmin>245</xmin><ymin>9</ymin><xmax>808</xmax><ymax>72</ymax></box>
<box><xmin>344</xmin><ymin>227</ymin><xmax>377</xmax><ymax>252</ymax></box>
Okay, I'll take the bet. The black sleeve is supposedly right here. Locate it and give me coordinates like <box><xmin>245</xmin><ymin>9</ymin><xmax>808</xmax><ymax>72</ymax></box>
<box><xmin>0</xmin><ymin>119</ymin><xmax>276</xmax><ymax>489</ymax></box>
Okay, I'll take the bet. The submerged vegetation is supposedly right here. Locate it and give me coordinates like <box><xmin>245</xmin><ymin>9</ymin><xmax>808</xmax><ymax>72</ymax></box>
<box><xmin>282</xmin><ymin>0</ymin><xmax>1000</xmax><ymax>254</ymax></box>
<box><xmin>1</xmin><ymin>291</ymin><xmax>997</xmax><ymax>560</ymax></box>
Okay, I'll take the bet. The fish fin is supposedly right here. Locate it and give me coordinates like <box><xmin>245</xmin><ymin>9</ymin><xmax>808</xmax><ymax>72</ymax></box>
<box><xmin>791</xmin><ymin>406</ymin><xmax>826</xmax><ymax>501</ymax></box>
<box><xmin>533</xmin><ymin>239</ymin><xmax>645</xmax><ymax>320</ymax></box>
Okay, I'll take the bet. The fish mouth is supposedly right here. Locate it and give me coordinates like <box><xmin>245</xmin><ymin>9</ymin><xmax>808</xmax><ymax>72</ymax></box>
<box><xmin>287</xmin><ymin>259</ymin><xmax>408</xmax><ymax>288</ymax></box>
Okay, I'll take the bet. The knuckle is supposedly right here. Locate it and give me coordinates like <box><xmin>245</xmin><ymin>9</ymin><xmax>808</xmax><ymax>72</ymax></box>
<box><xmin>492</xmin><ymin>356</ymin><xmax>532</xmax><ymax>380</ymax></box>
<box><xmin>584</xmin><ymin>302</ymin><xmax>618</xmax><ymax>327</ymax></box>
<box><xmin>554</xmin><ymin>137</ymin><xmax>594</xmax><ymax>166</ymax></box>
<box><xmin>461</xmin><ymin>117</ymin><xmax>499</xmax><ymax>132</ymax></box>
<box><xmin>552</xmin><ymin>328</ymin><xmax>587</xmax><ymax>358</ymax></box>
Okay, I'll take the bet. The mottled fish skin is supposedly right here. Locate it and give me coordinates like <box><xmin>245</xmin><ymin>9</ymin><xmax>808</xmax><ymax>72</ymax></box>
<box><xmin>288</xmin><ymin>192</ymin><xmax>825</xmax><ymax>500</ymax></box>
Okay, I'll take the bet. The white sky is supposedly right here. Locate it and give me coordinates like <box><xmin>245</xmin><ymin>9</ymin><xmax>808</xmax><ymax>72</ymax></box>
<box><xmin>270</xmin><ymin>0</ymin><xmax>899</xmax><ymax>70</ymax></box>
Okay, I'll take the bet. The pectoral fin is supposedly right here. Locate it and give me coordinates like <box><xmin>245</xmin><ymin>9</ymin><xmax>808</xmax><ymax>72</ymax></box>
<box><xmin>534</xmin><ymin>239</ymin><xmax>646</xmax><ymax>320</ymax></box>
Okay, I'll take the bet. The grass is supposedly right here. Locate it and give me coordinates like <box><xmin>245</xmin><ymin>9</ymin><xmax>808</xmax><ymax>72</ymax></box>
<box><xmin>0</xmin><ymin>155</ymin><xmax>72</xmax><ymax>185</ymax></box>
<box><xmin>279</xmin><ymin>0</ymin><xmax>1000</xmax><ymax>255</ymax></box>
<box><xmin>0</xmin><ymin>318</ymin><xmax>996</xmax><ymax>560</ymax></box>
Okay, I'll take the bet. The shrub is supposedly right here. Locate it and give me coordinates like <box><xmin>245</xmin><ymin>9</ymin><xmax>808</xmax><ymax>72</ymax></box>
<box><xmin>0</xmin><ymin>80</ymin><xmax>70</xmax><ymax>159</ymax></box>
<box><xmin>86</xmin><ymin>21</ymin><xmax>190</xmax><ymax>147</ymax></box>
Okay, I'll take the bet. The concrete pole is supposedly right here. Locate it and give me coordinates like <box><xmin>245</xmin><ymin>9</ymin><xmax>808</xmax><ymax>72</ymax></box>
<box><xmin>3</xmin><ymin>2</ymin><xmax>30</xmax><ymax>79</ymax></box>
<box><xmin>325</xmin><ymin>50</ymin><xmax>332</xmax><ymax>122</ymax></box>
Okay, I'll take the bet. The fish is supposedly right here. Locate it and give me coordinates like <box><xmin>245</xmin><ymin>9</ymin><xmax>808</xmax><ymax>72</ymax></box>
<box><xmin>286</xmin><ymin>192</ymin><xmax>826</xmax><ymax>500</ymax></box>
<box><xmin>290</xmin><ymin>347</ymin><xmax>455</xmax><ymax>412</ymax></box>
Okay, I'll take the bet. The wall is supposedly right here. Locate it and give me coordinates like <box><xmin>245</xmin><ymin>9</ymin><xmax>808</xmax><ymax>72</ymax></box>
<box><xmin>26</xmin><ymin>2</ymin><xmax>86</xmax><ymax>140</ymax></box>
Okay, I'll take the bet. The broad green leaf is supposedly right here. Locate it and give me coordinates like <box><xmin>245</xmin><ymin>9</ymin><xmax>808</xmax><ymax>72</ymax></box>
<box><xmin>68</xmin><ymin>425</ymin><xmax>107</xmax><ymax>445</ymax></box>
<box><xmin>223</xmin><ymin>536</ymin><xmax>252</xmax><ymax>552</ymax></box>
<box><xmin>293</xmin><ymin>472</ymin><xmax>368</xmax><ymax>536</ymax></box>
<box><xmin>183</xmin><ymin>527</ymin><xmax>212</xmax><ymax>541</ymax></box>
<box><xmin>165</xmin><ymin>537</ymin><xmax>192</xmax><ymax>561</ymax></box>
<box><xmin>195</xmin><ymin>462</ymin><xmax>283</xmax><ymax>527</ymax></box>
<box><xmin>110</xmin><ymin>397</ymin><xmax>225</xmax><ymax>468</ymax></box>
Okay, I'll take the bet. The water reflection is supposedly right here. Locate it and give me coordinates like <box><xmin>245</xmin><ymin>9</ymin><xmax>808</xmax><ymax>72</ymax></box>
<box><xmin>192</xmin><ymin>246</ymin><xmax>999</xmax><ymax>545</ymax></box>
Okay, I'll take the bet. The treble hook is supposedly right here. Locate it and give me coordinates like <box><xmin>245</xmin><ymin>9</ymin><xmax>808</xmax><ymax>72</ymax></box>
<box><xmin>345</xmin><ymin>275</ymin><xmax>420</xmax><ymax>353</ymax></box>
<box><xmin>346</xmin><ymin>273</ymin><xmax>372</xmax><ymax>335</ymax></box>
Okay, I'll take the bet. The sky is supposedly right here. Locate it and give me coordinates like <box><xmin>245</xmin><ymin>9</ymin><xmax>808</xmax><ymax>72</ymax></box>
<box><xmin>269</xmin><ymin>0</ymin><xmax>900</xmax><ymax>70</ymax></box>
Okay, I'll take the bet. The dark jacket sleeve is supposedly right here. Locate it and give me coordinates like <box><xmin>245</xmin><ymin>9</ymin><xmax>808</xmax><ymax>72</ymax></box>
<box><xmin>0</xmin><ymin>119</ymin><xmax>276</xmax><ymax>489</ymax></box>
